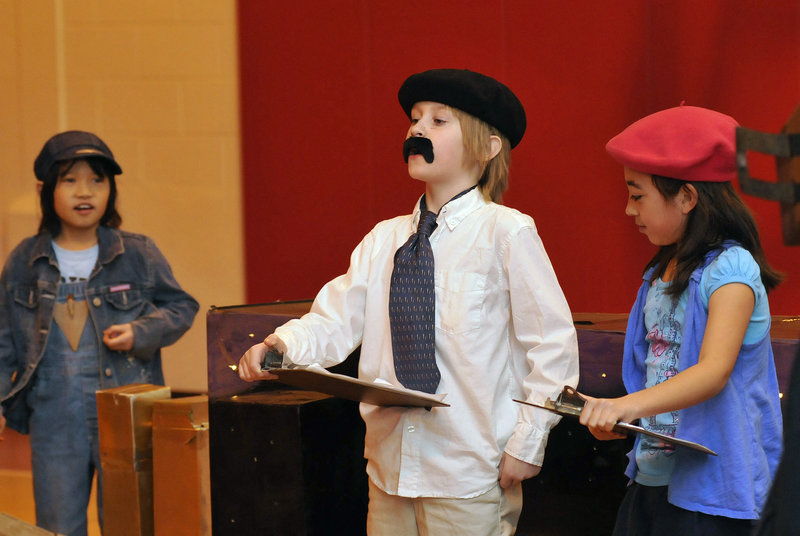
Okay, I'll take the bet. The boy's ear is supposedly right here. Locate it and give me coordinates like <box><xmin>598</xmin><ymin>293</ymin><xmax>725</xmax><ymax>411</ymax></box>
<box><xmin>680</xmin><ymin>183</ymin><xmax>698</xmax><ymax>214</ymax></box>
<box><xmin>487</xmin><ymin>135</ymin><xmax>502</xmax><ymax>161</ymax></box>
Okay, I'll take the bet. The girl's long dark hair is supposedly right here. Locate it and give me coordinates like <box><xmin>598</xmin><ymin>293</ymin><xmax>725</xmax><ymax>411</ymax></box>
<box><xmin>645</xmin><ymin>175</ymin><xmax>782</xmax><ymax>297</ymax></box>
<box><xmin>38</xmin><ymin>157</ymin><xmax>122</xmax><ymax>237</ymax></box>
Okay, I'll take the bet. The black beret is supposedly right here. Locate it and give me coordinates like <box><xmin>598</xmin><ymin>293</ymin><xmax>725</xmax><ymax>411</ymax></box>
<box><xmin>398</xmin><ymin>69</ymin><xmax>526</xmax><ymax>148</ymax></box>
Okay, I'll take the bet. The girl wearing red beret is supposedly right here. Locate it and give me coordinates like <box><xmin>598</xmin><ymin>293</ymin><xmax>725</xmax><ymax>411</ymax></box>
<box><xmin>580</xmin><ymin>106</ymin><xmax>783</xmax><ymax>535</ymax></box>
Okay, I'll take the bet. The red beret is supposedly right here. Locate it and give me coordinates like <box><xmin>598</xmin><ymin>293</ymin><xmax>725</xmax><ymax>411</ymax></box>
<box><xmin>606</xmin><ymin>105</ymin><xmax>739</xmax><ymax>182</ymax></box>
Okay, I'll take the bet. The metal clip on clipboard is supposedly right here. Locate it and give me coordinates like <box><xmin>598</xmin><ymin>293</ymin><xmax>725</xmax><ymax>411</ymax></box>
<box><xmin>514</xmin><ymin>386</ymin><xmax>717</xmax><ymax>456</ymax></box>
<box><xmin>260</xmin><ymin>348</ymin><xmax>286</xmax><ymax>370</ymax></box>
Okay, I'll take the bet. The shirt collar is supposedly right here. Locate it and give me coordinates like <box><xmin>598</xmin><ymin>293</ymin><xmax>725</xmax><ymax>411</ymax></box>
<box><xmin>29</xmin><ymin>233</ymin><xmax>56</xmax><ymax>267</ymax></box>
<box><xmin>96</xmin><ymin>226</ymin><xmax>125</xmax><ymax>265</ymax></box>
<box><xmin>412</xmin><ymin>187</ymin><xmax>488</xmax><ymax>232</ymax></box>
<box><xmin>28</xmin><ymin>226</ymin><xmax>125</xmax><ymax>268</ymax></box>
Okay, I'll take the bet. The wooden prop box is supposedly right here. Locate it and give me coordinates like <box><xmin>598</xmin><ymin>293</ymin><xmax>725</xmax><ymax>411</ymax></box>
<box><xmin>207</xmin><ymin>302</ymin><xmax>366</xmax><ymax>536</ymax></box>
<box><xmin>152</xmin><ymin>395</ymin><xmax>211</xmax><ymax>536</ymax></box>
<box><xmin>0</xmin><ymin>512</ymin><xmax>65</xmax><ymax>536</ymax></box>
<box><xmin>207</xmin><ymin>303</ymin><xmax>800</xmax><ymax>536</ymax></box>
<box><xmin>97</xmin><ymin>384</ymin><xmax>171</xmax><ymax>536</ymax></box>
<box><xmin>97</xmin><ymin>388</ymin><xmax>212</xmax><ymax>536</ymax></box>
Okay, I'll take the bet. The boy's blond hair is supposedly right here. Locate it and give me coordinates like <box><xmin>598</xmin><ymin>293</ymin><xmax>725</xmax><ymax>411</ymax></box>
<box><xmin>452</xmin><ymin>107</ymin><xmax>511</xmax><ymax>203</ymax></box>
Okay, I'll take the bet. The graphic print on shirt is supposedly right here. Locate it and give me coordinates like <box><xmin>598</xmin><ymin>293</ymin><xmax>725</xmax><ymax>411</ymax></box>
<box><xmin>641</xmin><ymin>283</ymin><xmax>682</xmax><ymax>458</ymax></box>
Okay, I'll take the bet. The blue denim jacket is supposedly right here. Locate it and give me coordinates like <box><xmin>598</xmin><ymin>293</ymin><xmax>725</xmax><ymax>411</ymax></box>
<box><xmin>0</xmin><ymin>226</ymin><xmax>199</xmax><ymax>433</ymax></box>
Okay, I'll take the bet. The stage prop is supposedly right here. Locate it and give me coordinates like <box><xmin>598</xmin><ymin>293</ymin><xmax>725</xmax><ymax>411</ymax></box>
<box><xmin>97</xmin><ymin>384</ymin><xmax>171</xmax><ymax>536</ymax></box>
<box><xmin>737</xmin><ymin>103</ymin><xmax>800</xmax><ymax>243</ymax></box>
<box><xmin>152</xmin><ymin>395</ymin><xmax>211</xmax><ymax>536</ymax></box>
<box><xmin>259</xmin><ymin>362</ymin><xmax>449</xmax><ymax>408</ymax></box>
<box><xmin>0</xmin><ymin>513</ymin><xmax>64</xmax><ymax>536</ymax></box>
<box><xmin>207</xmin><ymin>303</ymin><xmax>367</xmax><ymax>536</ymax></box>
<box><xmin>516</xmin><ymin>386</ymin><xmax>717</xmax><ymax>455</ymax></box>
<box><xmin>207</xmin><ymin>305</ymin><xmax>799</xmax><ymax>535</ymax></box>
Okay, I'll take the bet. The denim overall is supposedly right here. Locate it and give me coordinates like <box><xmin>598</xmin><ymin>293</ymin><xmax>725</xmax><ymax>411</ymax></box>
<box><xmin>27</xmin><ymin>280</ymin><xmax>103</xmax><ymax>536</ymax></box>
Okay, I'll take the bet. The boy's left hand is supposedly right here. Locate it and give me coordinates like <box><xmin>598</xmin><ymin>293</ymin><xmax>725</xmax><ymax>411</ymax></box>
<box><xmin>103</xmin><ymin>323</ymin><xmax>134</xmax><ymax>351</ymax></box>
<box><xmin>498</xmin><ymin>452</ymin><xmax>540</xmax><ymax>489</ymax></box>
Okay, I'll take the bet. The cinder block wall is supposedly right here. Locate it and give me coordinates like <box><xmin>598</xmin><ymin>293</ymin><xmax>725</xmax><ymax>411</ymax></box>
<box><xmin>0</xmin><ymin>0</ymin><xmax>244</xmax><ymax>392</ymax></box>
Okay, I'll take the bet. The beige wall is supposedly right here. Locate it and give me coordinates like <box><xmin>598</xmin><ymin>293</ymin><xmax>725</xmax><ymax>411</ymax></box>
<box><xmin>0</xmin><ymin>0</ymin><xmax>244</xmax><ymax>392</ymax></box>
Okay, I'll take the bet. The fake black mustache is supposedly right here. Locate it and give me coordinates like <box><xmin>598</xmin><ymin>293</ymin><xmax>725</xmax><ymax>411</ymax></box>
<box><xmin>403</xmin><ymin>137</ymin><xmax>434</xmax><ymax>164</ymax></box>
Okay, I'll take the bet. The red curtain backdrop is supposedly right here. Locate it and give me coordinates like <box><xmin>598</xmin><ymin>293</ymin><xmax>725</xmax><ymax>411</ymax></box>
<box><xmin>237</xmin><ymin>0</ymin><xmax>800</xmax><ymax>315</ymax></box>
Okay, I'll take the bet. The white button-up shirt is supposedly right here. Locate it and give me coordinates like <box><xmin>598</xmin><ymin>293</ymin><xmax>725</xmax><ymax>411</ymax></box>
<box><xmin>275</xmin><ymin>188</ymin><xmax>579</xmax><ymax>498</ymax></box>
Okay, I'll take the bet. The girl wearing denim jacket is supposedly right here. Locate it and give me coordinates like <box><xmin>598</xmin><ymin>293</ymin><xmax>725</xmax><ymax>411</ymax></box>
<box><xmin>579</xmin><ymin>107</ymin><xmax>783</xmax><ymax>535</ymax></box>
<box><xmin>0</xmin><ymin>131</ymin><xmax>199</xmax><ymax>536</ymax></box>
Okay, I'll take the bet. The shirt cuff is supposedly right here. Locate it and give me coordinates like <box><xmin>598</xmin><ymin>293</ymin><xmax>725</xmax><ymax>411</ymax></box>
<box><xmin>504</xmin><ymin>421</ymin><xmax>550</xmax><ymax>467</ymax></box>
<box><xmin>273</xmin><ymin>324</ymin><xmax>313</xmax><ymax>367</ymax></box>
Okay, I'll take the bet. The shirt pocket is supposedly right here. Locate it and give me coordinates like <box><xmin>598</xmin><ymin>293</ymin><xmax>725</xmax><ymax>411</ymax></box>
<box><xmin>12</xmin><ymin>285</ymin><xmax>45</xmax><ymax>335</ymax></box>
<box><xmin>13</xmin><ymin>285</ymin><xmax>41</xmax><ymax>309</ymax></box>
<box><xmin>435</xmin><ymin>271</ymin><xmax>487</xmax><ymax>335</ymax></box>
<box><xmin>101</xmin><ymin>287</ymin><xmax>150</xmax><ymax>323</ymax></box>
<box><xmin>104</xmin><ymin>287</ymin><xmax>144</xmax><ymax>310</ymax></box>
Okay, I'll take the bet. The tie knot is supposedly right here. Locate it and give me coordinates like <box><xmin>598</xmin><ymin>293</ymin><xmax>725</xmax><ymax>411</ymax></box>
<box><xmin>417</xmin><ymin>210</ymin><xmax>438</xmax><ymax>237</ymax></box>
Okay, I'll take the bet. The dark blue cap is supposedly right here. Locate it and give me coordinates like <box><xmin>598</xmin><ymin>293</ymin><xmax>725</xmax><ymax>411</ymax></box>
<box><xmin>34</xmin><ymin>130</ymin><xmax>123</xmax><ymax>181</ymax></box>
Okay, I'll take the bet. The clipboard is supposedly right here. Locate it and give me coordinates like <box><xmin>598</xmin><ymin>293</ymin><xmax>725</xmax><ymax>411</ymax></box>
<box><xmin>514</xmin><ymin>386</ymin><xmax>717</xmax><ymax>456</ymax></box>
<box><xmin>261</xmin><ymin>350</ymin><xmax>449</xmax><ymax>409</ymax></box>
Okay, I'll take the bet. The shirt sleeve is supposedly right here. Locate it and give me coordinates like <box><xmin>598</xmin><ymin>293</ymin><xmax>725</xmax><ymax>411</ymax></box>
<box><xmin>501</xmin><ymin>223</ymin><xmax>580</xmax><ymax>466</ymax></box>
<box><xmin>699</xmin><ymin>246</ymin><xmax>769</xmax><ymax>344</ymax></box>
<box><xmin>130</xmin><ymin>237</ymin><xmax>200</xmax><ymax>358</ymax></box>
<box><xmin>0</xmin><ymin>262</ymin><xmax>15</xmax><ymax>405</ymax></box>
<box><xmin>275</xmin><ymin>230</ymin><xmax>374</xmax><ymax>368</ymax></box>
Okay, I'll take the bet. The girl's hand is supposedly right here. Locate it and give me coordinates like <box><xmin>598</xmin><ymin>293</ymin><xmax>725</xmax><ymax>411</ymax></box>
<box><xmin>238</xmin><ymin>334</ymin><xmax>287</xmax><ymax>382</ymax></box>
<box><xmin>498</xmin><ymin>452</ymin><xmax>541</xmax><ymax>489</ymax></box>
<box><xmin>578</xmin><ymin>283</ymin><xmax>754</xmax><ymax>442</ymax></box>
<box><xmin>0</xmin><ymin>413</ymin><xmax>5</xmax><ymax>440</ymax></box>
<box><xmin>103</xmin><ymin>323</ymin><xmax>134</xmax><ymax>351</ymax></box>
<box><xmin>579</xmin><ymin>394</ymin><xmax>633</xmax><ymax>441</ymax></box>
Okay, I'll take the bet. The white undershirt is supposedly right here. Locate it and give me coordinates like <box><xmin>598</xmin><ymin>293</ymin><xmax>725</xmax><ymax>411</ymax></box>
<box><xmin>52</xmin><ymin>241</ymin><xmax>98</xmax><ymax>282</ymax></box>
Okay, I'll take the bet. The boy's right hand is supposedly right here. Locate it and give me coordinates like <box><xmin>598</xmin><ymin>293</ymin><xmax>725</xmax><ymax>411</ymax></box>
<box><xmin>238</xmin><ymin>334</ymin><xmax>287</xmax><ymax>382</ymax></box>
<box><xmin>0</xmin><ymin>412</ymin><xmax>6</xmax><ymax>439</ymax></box>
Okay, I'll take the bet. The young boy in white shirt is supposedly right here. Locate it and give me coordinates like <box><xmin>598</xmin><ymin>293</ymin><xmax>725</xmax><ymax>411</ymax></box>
<box><xmin>239</xmin><ymin>68</ymin><xmax>579</xmax><ymax>535</ymax></box>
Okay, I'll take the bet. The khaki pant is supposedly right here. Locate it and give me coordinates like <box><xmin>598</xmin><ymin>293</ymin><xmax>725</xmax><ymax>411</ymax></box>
<box><xmin>366</xmin><ymin>479</ymin><xmax>523</xmax><ymax>536</ymax></box>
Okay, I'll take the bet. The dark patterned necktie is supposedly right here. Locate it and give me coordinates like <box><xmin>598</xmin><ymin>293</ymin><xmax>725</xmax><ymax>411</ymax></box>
<box><xmin>389</xmin><ymin>204</ymin><xmax>440</xmax><ymax>393</ymax></box>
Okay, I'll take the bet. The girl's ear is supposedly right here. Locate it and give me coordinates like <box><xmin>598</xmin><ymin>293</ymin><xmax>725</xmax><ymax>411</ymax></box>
<box><xmin>487</xmin><ymin>135</ymin><xmax>502</xmax><ymax>161</ymax></box>
<box><xmin>680</xmin><ymin>183</ymin><xmax>698</xmax><ymax>214</ymax></box>
<box><xmin>36</xmin><ymin>181</ymin><xmax>43</xmax><ymax>195</ymax></box>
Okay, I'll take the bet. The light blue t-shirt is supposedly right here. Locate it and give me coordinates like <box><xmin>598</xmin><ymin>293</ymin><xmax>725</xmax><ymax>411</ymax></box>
<box><xmin>52</xmin><ymin>241</ymin><xmax>98</xmax><ymax>282</ymax></box>
<box><xmin>634</xmin><ymin>246</ymin><xmax>769</xmax><ymax>487</ymax></box>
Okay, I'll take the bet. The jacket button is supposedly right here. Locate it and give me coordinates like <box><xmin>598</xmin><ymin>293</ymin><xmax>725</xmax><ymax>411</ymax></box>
<box><xmin>104</xmin><ymin>368</ymin><xmax>113</xmax><ymax>377</ymax></box>
<box><xmin>93</xmin><ymin>297</ymin><xmax>102</xmax><ymax>307</ymax></box>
